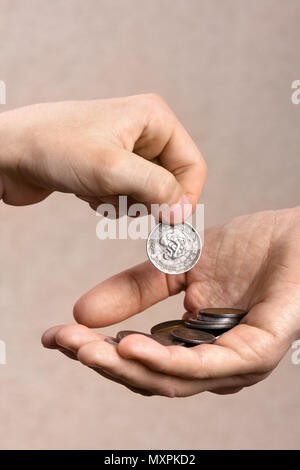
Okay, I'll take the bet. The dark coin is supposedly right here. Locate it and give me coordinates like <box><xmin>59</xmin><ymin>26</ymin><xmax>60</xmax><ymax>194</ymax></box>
<box><xmin>197</xmin><ymin>313</ymin><xmax>241</xmax><ymax>323</ymax></box>
<box><xmin>171</xmin><ymin>328</ymin><xmax>215</xmax><ymax>345</ymax></box>
<box><xmin>150</xmin><ymin>320</ymin><xmax>185</xmax><ymax>335</ymax></box>
<box><xmin>116</xmin><ymin>330</ymin><xmax>184</xmax><ymax>346</ymax></box>
<box><xmin>104</xmin><ymin>338</ymin><xmax>119</xmax><ymax>346</ymax></box>
<box><xmin>188</xmin><ymin>321</ymin><xmax>237</xmax><ymax>330</ymax></box>
<box><xmin>184</xmin><ymin>321</ymin><xmax>234</xmax><ymax>331</ymax></box>
<box><xmin>185</xmin><ymin>325</ymin><xmax>232</xmax><ymax>337</ymax></box>
<box><xmin>198</xmin><ymin>308</ymin><xmax>247</xmax><ymax>319</ymax></box>
<box><xmin>152</xmin><ymin>332</ymin><xmax>185</xmax><ymax>346</ymax></box>
<box><xmin>116</xmin><ymin>330</ymin><xmax>144</xmax><ymax>342</ymax></box>
<box><xmin>189</xmin><ymin>315</ymin><xmax>238</xmax><ymax>327</ymax></box>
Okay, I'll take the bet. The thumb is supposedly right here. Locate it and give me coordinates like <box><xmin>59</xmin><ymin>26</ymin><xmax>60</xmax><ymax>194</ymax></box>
<box><xmin>102</xmin><ymin>148</ymin><xmax>192</xmax><ymax>224</ymax></box>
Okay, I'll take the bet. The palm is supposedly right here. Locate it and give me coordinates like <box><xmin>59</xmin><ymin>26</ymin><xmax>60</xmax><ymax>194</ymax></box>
<box><xmin>185</xmin><ymin>210</ymin><xmax>279</xmax><ymax>312</ymax></box>
<box><xmin>183</xmin><ymin>208</ymin><xmax>299</xmax><ymax>318</ymax></box>
<box><xmin>43</xmin><ymin>207</ymin><xmax>300</xmax><ymax>397</ymax></box>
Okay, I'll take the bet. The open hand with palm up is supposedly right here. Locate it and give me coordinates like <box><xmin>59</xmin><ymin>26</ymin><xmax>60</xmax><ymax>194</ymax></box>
<box><xmin>42</xmin><ymin>207</ymin><xmax>300</xmax><ymax>397</ymax></box>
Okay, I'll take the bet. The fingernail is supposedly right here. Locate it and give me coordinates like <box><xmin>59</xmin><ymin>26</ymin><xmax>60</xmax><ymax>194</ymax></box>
<box><xmin>155</xmin><ymin>194</ymin><xmax>193</xmax><ymax>224</ymax></box>
<box><xmin>169</xmin><ymin>194</ymin><xmax>192</xmax><ymax>224</ymax></box>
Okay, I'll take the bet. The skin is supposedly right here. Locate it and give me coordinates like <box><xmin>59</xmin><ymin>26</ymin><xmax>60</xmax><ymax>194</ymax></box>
<box><xmin>1</xmin><ymin>94</ymin><xmax>298</xmax><ymax>397</ymax></box>
<box><xmin>0</xmin><ymin>92</ymin><xmax>204</xmax><ymax>395</ymax></box>
<box><xmin>42</xmin><ymin>207</ymin><xmax>300</xmax><ymax>397</ymax></box>
<box><xmin>0</xmin><ymin>93</ymin><xmax>206</xmax><ymax>221</ymax></box>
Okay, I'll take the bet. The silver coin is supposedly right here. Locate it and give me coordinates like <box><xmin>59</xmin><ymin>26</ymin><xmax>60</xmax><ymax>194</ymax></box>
<box><xmin>146</xmin><ymin>222</ymin><xmax>202</xmax><ymax>274</ymax></box>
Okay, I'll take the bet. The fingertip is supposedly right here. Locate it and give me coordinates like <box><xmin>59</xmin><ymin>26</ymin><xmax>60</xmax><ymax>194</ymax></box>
<box><xmin>116</xmin><ymin>335</ymin><xmax>139</xmax><ymax>358</ymax></box>
<box><xmin>174</xmin><ymin>194</ymin><xmax>193</xmax><ymax>223</ymax></box>
<box><xmin>77</xmin><ymin>341</ymin><xmax>97</xmax><ymax>366</ymax></box>
<box><xmin>73</xmin><ymin>293</ymin><xmax>99</xmax><ymax>327</ymax></box>
<box><xmin>41</xmin><ymin>325</ymin><xmax>66</xmax><ymax>349</ymax></box>
<box><xmin>159</xmin><ymin>194</ymin><xmax>193</xmax><ymax>225</ymax></box>
<box><xmin>77</xmin><ymin>340</ymin><xmax>107</xmax><ymax>367</ymax></box>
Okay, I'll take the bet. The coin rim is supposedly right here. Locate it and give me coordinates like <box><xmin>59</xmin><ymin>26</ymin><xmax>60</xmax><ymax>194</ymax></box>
<box><xmin>198</xmin><ymin>308</ymin><xmax>247</xmax><ymax>318</ymax></box>
<box><xmin>189</xmin><ymin>316</ymin><xmax>238</xmax><ymax>325</ymax></box>
<box><xmin>184</xmin><ymin>321</ymin><xmax>234</xmax><ymax>330</ymax></box>
<box><xmin>146</xmin><ymin>222</ymin><xmax>202</xmax><ymax>275</ymax></box>
<box><xmin>116</xmin><ymin>329</ymin><xmax>184</xmax><ymax>346</ymax></box>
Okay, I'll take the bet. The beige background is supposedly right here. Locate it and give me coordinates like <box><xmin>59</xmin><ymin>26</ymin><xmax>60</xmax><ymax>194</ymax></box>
<box><xmin>0</xmin><ymin>0</ymin><xmax>300</xmax><ymax>450</ymax></box>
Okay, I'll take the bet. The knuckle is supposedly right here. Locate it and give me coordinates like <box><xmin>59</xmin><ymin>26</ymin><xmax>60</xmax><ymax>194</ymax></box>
<box><xmin>249</xmin><ymin>337</ymin><xmax>279</xmax><ymax>374</ymax></box>
<box><xmin>191</xmin><ymin>345</ymin><xmax>214</xmax><ymax>380</ymax></box>
<box><xmin>77</xmin><ymin>342</ymin><xmax>98</xmax><ymax>366</ymax></box>
<box><xmin>143</xmin><ymin>92</ymin><xmax>166</xmax><ymax>106</ymax></box>
<box><xmin>140</xmin><ymin>93</ymin><xmax>173</xmax><ymax>119</ymax></box>
<box><xmin>255</xmin><ymin>353</ymin><xmax>277</xmax><ymax>374</ymax></box>
<box><xmin>91</xmin><ymin>149</ymin><xmax>119</xmax><ymax>189</ymax></box>
<box><xmin>96</xmin><ymin>152</ymin><xmax>113</xmax><ymax>171</ymax></box>
<box><xmin>247</xmin><ymin>349</ymin><xmax>277</xmax><ymax>375</ymax></box>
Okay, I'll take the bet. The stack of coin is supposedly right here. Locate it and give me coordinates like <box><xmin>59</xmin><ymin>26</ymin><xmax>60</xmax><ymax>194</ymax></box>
<box><xmin>116</xmin><ymin>329</ymin><xmax>185</xmax><ymax>346</ymax></box>
<box><xmin>127</xmin><ymin>223</ymin><xmax>248</xmax><ymax>346</ymax></box>
<box><xmin>184</xmin><ymin>308</ymin><xmax>247</xmax><ymax>337</ymax></box>
<box><xmin>116</xmin><ymin>308</ymin><xmax>247</xmax><ymax>347</ymax></box>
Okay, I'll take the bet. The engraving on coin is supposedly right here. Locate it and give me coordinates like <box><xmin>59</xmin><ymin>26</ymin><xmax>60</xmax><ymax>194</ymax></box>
<box><xmin>146</xmin><ymin>222</ymin><xmax>202</xmax><ymax>274</ymax></box>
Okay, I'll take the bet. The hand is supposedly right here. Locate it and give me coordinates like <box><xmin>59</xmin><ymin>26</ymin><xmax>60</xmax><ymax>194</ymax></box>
<box><xmin>0</xmin><ymin>94</ymin><xmax>206</xmax><ymax>221</ymax></box>
<box><xmin>42</xmin><ymin>207</ymin><xmax>300</xmax><ymax>397</ymax></box>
